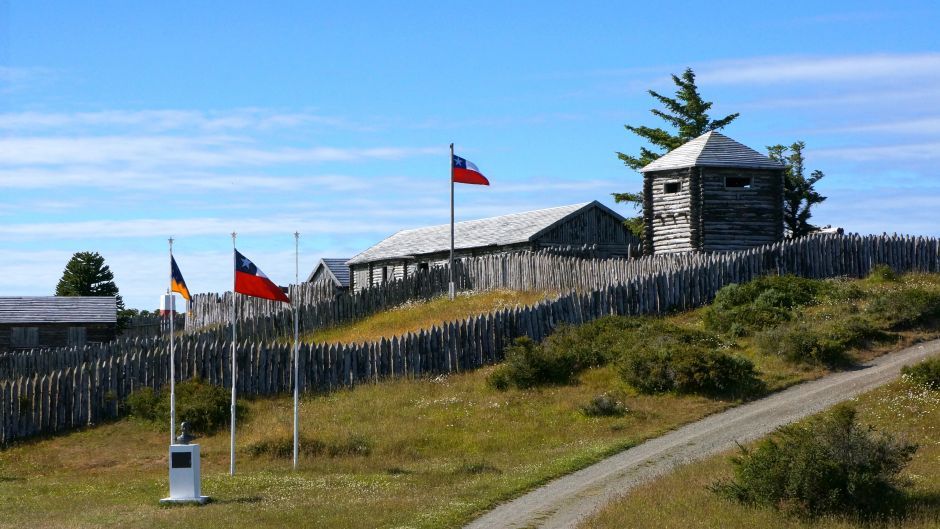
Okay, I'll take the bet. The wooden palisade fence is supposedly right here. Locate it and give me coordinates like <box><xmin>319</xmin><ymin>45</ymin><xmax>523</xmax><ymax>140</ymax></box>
<box><xmin>2</xmin><ymin>233</ymin><xmax>939</xmax><ymax>445</ymax></box>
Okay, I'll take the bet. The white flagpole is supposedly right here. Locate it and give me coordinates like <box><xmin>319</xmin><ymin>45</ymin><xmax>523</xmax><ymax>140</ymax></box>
<box><xmin>169</xmin><ymin>238</ymin><xmax>176</xmax><ymax>445</ymax></box>
<box><xmin>230</xmin><ymin>232</ymin><xmax>237</xmax><ymax>476</ymax></box>
<box><xmin>293</xmin><ymin>231</ymin><xmax>300</xmax><ymax>470</ymax></box>
<box><xmin>449</xmin><ymin>143</ymin><xmax>455</xmax><ymax>300</ymax></box>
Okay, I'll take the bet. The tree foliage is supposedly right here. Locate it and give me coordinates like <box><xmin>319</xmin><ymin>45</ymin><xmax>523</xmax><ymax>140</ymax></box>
<box><xmin>56</xmin><ymin>251</ymin><xmax>128</xmax><ymax>323</ymax></box>
<box><xmin>614</xmin><ymin>68</ymin><xmax>738</xmax><ymax>240</ymax></box>
<box><xmin>767</xmin><ymin>141</ymin><xmax>827</xmax><ymax>238</ymax></box>
<box><xmin>616</xmin><ymin>68</ymin><xmax>739</xmax><ymax>171</ymax></box>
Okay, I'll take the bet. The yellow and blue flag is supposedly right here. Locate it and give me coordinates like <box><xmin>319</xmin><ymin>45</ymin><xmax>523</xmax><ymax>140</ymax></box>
<box><xmin>170</xmin><ymin>256</ymin><xmax>192</xmax><ymax>301</ymax></box>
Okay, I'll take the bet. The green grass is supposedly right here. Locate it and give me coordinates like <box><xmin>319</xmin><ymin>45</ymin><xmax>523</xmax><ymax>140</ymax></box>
<box><xmin>580</xmin><ymin>376</ymin><xmax>940</xmax><ymax>529</ymax></box>
<box><xmin>0</xmin><ymin>366</ymin><xmax>731</xmax><ymax>529</ymax></box>
<box><xmin>300</xmin><ymin>289</ymin><xmax>551</xmax><ymax>345</ymax></box>
<box><xmin>2</xmin><ymin>273</ymin><xmax>939</xmax><ymax>529</ymax></box>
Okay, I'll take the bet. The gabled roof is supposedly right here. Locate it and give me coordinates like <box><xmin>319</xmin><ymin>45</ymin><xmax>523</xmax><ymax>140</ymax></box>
<box><xmin>639</xmin><ymin>131</ymin><xmax>785</xmax><ymax>173</ymax></box>
<box><xmin>347</xmin><ymin>201</ymin><xmax>625</xmax><ymax>265</ymax></box>
<box><xmin>306</xmin><ymin>258</ymin><xmax>351</xmax><ymax>287</ymax></box>
<box><xmin>0</xmin><ymin>296</ymin><xmax>117</xmax><ymax>324</ymax></box>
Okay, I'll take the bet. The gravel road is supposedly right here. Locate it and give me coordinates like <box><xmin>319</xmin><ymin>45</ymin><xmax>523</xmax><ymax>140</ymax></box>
<box><xmin>464</xmin><ymin>338</ymin><xmax>940</xmax><ymax>529</ymax></box>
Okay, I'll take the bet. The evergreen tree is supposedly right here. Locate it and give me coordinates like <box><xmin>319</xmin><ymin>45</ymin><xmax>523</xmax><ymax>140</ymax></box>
<box><xmin>767</xmin><ymin>141</ymin><xmax>827</xmax><ymax>238</ymax></box>
<box><xmin>613</xmin><ymin>68</ymin><xmax>739</xmax><ymax>241</ymax></box>
<box><xmin>56</xmin><ymin>251</ymin><xmax>127</xmax><ymax>314</ymax></box>
<box><xmin>616</xmin><ymin>68</ymin><xmax>739</xmax><ymax>170</ymax></box>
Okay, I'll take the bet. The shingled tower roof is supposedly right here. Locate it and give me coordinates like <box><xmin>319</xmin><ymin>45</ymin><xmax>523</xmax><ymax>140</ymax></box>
<box><xmin>639</xmin><ymin>131</ymin><xmax>784</xmax><ymax>173</ymax></box>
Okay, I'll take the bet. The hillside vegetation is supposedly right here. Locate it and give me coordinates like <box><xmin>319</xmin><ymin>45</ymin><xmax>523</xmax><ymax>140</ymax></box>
<box><xmin>582</xmin><ymin>367</ymin><xmax>940</xmax><ymax>529</ymax></box>
<box><xmin>300</xmin><ymin>289</ymin><xmax>550</xmax><ymax>345</ymax></box>
<box><xmin>1</xmin><ymin>271</ymin><xmax>938</xmax><ymax>529</ymax></box>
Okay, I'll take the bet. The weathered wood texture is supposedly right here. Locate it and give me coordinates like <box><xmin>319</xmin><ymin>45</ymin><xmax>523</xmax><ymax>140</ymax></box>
<box><xmin>644</xmin><ymin>166</ymin><xmax>785</xmax><ymax>254</ymax></box>
<box><xmin>2</xmin><ymin>233</ymin><xmax>939</xmax><ymax>445</ymax></box>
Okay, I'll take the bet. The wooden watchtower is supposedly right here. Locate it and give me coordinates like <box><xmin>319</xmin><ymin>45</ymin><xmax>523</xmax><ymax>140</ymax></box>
<box><xmin>639</xmin><ymin>131</ymin><xmax>785</xmax><ymax>255</ymax></box>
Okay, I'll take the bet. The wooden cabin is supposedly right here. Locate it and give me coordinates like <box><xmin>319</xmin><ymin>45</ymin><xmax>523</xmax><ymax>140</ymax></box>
<box><xmin>639</xmin><ymin>131</ymin><xmax>786</xmax><ymax>255</ymax></box>
<box><xmin>0</xmin><ymin>296</ymin><xmax>117</xmax><ymax>352</ymax></box>
<box><xmin>346</xmin><ymin>201</ymin><xmax>639</xmax><ymax>291</ymax></box>
<box><xmin>306</xmin><ymin>258</ymin><xmax>351</xmax><ymax>289</ymax></box>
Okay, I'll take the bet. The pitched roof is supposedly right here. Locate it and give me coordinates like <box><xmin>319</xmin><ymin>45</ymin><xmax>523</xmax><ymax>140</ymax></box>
<box><xmin>306</xmin><ymin>258</ymin><xmax>351</xmax><ymax>287</ymax></box>
<box><xmin>639</xmin><ymin>131</ymin><xmax>785</xmax><ymax>173</ymax></box>
<box><xmin>0</xmin><ymin>297</ymin><xmax>117</xmax><ymax>324</ymax></box>
<box><xmin>347</xmin><ymin>201</ymin><xmax>623</xmax><ymax>265</ymax></box>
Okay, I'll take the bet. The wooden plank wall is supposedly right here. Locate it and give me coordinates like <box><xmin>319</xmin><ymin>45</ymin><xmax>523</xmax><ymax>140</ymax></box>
<box><xmin>3</xmin><ymin>233</ymin><xmax>940</xmax><ymax>445</ymax></box>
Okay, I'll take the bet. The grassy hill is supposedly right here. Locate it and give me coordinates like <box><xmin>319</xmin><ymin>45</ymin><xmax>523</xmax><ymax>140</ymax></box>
<box><xmin>1</xmin><ymin>273</ymin><xmax>938</xmax><ymax>529</ymax></box>
<box><xmin>581</xmin><ymin>375</ymin><xmax>940</xmax><ymax>529</ymax></box>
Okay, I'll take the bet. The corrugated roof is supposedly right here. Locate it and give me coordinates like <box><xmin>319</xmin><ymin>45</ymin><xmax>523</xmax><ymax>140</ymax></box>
<box><xmin>348</xmin><ymin>202</ymin><xmax>618</xmax><ymax>265</ymax></box>
<box><xmin>0</xmin><ymin>296</ymin><xmax>117</xmax><ymax>324</ymax></box>
<box><xmin>307</xmin><ymin>258</ymin><xmax>351</xmax><ymax>287</ymax></box>
<box><xmin>639</xmin><ymin>131</ymin><xmax>785</xmax><ymax>173</ymax></box>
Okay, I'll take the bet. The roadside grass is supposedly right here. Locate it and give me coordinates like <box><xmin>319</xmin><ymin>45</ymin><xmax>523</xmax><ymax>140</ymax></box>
<box><xmin>300</xmin><ymin>289</ymin><xmax>550</xmax><ymax>345</ymax></box>
<box><xmin>0</xmin><ymin>365</ymin><xmax>730</xmax><ymax>529</ymax></box>
<box><xmin>580</xmin><ymin>376</ymin><xmax>940</xmax><ymax>529</ymax></box>
<box><xmin>2</xmin><ymin>273</ymin><xmax>938</xmax><ymax>529</ymax></box>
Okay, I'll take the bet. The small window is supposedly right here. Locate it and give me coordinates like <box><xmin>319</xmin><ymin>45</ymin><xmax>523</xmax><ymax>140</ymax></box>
<box><xmin>417</xmin><ymin>262</ymin><xmax>429</xmax><ymax>272</ymax></box>
<box><xmin>663</xmin><ymin>182</ymin><xmax>680</xmax><ymax>194</ymax></box>
<box><xmin>68</xmin><ymin>327</ymin><xmax>87</xmax><ymax>347</ymax></box>
<box><xmin>725</xmin><ymin>176</ymin><xmax>753</xmax><ymax>189</ymax></box>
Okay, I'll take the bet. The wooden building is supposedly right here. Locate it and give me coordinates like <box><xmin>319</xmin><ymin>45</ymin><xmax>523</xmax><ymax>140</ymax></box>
<box><xmin>346</xmin><ymin>201</ymin><xmax>639</xmax><ymax>291</ymax></box>
<box><xmin>639</xmin><ymin>131</ymin><xmax>786</xmax><ymax>255</ymax></box>
<box><xmin>0</xmin><ymin>297</ymin><xmax>117</xmax><ymax>352</ymax></box>
<box><xmin>306</xmin><ymin>258</ymin><xmax>351</xmax><ymax>289</ymax></box>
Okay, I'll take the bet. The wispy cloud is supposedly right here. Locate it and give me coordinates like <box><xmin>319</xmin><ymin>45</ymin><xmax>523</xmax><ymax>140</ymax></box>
<box><xmin>813</xmin><ymin>141</ymin><xmax>940</xmax><ymax>162</ymax></box>
<box><xmin>696</xmin><ymin>53</ymin><xmax>940</xmax><ymax>85</ymax></box>
<box><xmin>0</xmin><ymin>136</ymin><xmax>441</xmax><ymax>168</ymax></box>
<box><xmin>0</xmin><ymin>66</ymin><xmax>57</xmax><ymax>94</ymax></box>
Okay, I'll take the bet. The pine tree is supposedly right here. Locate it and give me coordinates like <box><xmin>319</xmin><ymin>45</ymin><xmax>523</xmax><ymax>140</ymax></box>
<box><xmin>56</xmin><ymin>251</ymin><xmax>126</xmax><ymax>313</ymax></box>
<box><xmin>613</xmin><ymin>68</ymin><xmax>738</xmax><ymax>239</ymax></box>
<box><xmin>767</xmin><ymin>142</ymin><xmax>827</xmax><ymax>238</ymax></box>
<box><xmin>616</xmin><ymin>68</ymin><xmax>739</xmax><ymax>170</ymax></box>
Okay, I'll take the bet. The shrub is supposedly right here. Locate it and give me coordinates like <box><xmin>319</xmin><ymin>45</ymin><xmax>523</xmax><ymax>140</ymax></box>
<box><xmin>126</xmin><ymin>377</ymin><xmax>243</xmax><ymax>435</ymax></box>
<box><xmin>580</xmin><ymin>393</ymin><xmax>628</xmax><ymax>417</ymax></box>
<box><xmin>246</xmin><ymin>433</ymin><xmax>371</xmax><ymax>459</ymax></box>
<box><xmin>488</xmin><ymin>337</ymin><xmax>578</xmax><ymax>390</ymax></box>
<box><xmin>704</xmin><ymin>275</ymin><xmax>823</xmax><ymax>334</ymax></box>
<box><xmin>755</xmin><ymin>316</ymin><xmax>883</xmax><ymax>366</ymax></box>
<box><xmin>867</xmin><ymin>264</ymin><xmax>898</xmax><ymax>283</ymax></box>
<box><xmin>901</xmin><ymin>356</ymin><xmax>940</xmax><ymax>390</ymax></box>
<box><xmin>620</xmin><ymin>346</ymin><xmax>764</xmax><ymax>399</ymax></box>
<box><xmin>713</xmin><ymin>405</ymin><xmax>917</xmax><ymax>517</ymax></box>
<box><xmin>865</xmin><ymin>288</ymin><xmax>940</xmax><ymax>330</ymax></box>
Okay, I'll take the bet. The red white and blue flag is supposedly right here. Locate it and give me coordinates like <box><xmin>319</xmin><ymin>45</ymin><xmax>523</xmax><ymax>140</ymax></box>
<box><xmin>234</xmin><ymin>249</ymin><xmax>291</xmax><ymax>303</ymax></box>
<box><xmin>452</xmin><ymin>154</ymin><xmax>490</xmax><ymax>186</ymax></box>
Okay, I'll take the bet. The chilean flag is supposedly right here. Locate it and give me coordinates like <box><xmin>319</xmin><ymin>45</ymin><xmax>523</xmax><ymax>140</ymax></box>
<box><xmin>452</xmin><ymin>154</ymin><xmax>490</xmax><ymax>185</ymax></box>
<box><xmin>234</xmin><ymin>249</ymin><xmax>291</xmax><ymax>303</ymax></box>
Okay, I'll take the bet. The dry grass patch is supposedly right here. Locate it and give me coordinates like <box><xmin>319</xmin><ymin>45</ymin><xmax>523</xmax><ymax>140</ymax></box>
<box><xmin>302</xmin><ymin>289</ymin><xmax>550</xmax><ymax>345</ymax></box>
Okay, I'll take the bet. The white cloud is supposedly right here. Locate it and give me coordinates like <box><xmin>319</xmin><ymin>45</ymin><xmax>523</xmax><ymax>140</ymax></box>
<box><xmin>696</xmin><ymin>53</ymin><xmax>940</xmax><ymax>85</ymax></box>
<box><xmin>0</xmin><ymin>135</ymin><xmax>441</xmax><ymax>168</ymax></box>
<box><xmin>813</xmin><ymin>141</ymin><xmax>940</xmax><ymax>162</ymax></box>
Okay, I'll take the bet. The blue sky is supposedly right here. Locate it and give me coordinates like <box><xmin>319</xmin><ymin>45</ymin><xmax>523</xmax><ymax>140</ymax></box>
<box><xmin>2</xmin><ymin>1</ymin><xmax>939</xmax><ymax>309</ymax></box>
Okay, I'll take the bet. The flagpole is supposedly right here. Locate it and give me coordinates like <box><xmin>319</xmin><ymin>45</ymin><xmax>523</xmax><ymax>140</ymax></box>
<box><xmin>230</xmin><ymin>232</ymin><xmax>237</xmax><ymax>476</ymax></box>
<box><xmin>169</xmin><ymin>238</ymin><xmax>176</xmax><ymax>445</ymax></box>
<box><xmin>293</xmin><ymin>231</ymin><xmax>300</xmax><ymax>470</ymax></box>
<box><xmin>449</xmin><ymin>143</ymin><xmax>455</xmax><ymax>300</ymax></box>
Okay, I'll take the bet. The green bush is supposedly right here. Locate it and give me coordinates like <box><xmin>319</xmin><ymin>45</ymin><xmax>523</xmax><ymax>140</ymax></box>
<box><xmin>620</xmin><ymin>346</ymin><xmax>764</xmax><ymax>399</ymax></box>
<box><xmin>901</xmin><ymin>356</ymin><xmax>940</xmax><ymax>390</ymax></box>
<box><xmin>867</xmin><ymin>264</ymin><xmax>898</xmax><ymax>283</ymax></box>
<box><xmin>755</xmin><ymin>316</ymin><xmax>883</xmax><ymax>366</ymax></box>
<box><xmin>126</xmin><ymin>377</ymin><xmax>243</xmax><ymax>435</ymax></box>
<box><xmin>713</xmin><ymin>405</ymin><xmax>917</xmax><ymax>517</ymax></box>
<box><xmin>246</xmin><ymin>433</ymin><xmax>371</xmax><ymax>459</ymax></box>
<box><xmin>488</xmin><ymin>337</ymin><xmax>578</xmax><ymax>390</ymax></box>
<box><xmin>580</xmin><ymin>392</ymin><xmax>628</xmax><ymax>417</ymax></box>
<box><xmin>704</xmin><ymin>275</ymin><xmax>823</xmax><ymax>335</ymax></box>
<box><xmin>865</xmin><ymin>288</ymin><xmax>940</xmax><ymax>330</ymax></box>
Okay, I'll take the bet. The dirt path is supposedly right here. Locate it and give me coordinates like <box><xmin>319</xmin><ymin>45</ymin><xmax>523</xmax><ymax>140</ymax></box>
<box><xmin>464</xmin><ymin>339</ymin><xmax>940</xmax><ymax>529</ymax></box>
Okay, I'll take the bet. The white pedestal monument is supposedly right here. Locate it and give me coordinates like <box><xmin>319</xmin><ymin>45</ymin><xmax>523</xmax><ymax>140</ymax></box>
<box><xmin>160</xmin><ymin>423</ymin><xmax>210</xmax><ymax>505</ymax></box>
